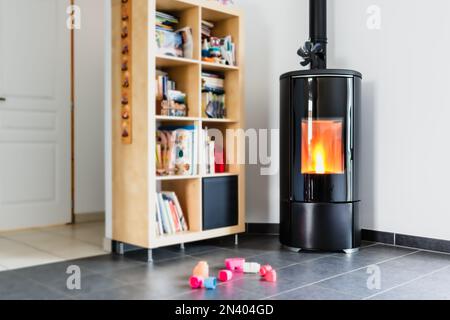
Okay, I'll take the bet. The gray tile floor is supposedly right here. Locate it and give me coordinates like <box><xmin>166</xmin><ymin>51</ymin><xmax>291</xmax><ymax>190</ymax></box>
<box><xmin>0</xmin><ymin>235</ymin><xmax>449</xmax><ymax>300</ymax></box>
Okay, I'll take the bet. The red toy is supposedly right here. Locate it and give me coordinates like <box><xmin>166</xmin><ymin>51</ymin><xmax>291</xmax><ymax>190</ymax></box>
<box><xmin>189</xmin><ymin>276</ymin><xmax>204</xmax><ymax>289</ymax></box>
<box><xmin>265</xmin><ymin>270</ymin><xmax>277</xmax><ymax>283</ymax></box>
<box><xmin>259</xmin><ymin>265</ymin><xmax>273</xmax><ymax>277</ymax></box>
<box><xmin>218</xmin><ymin>270</ymin><xmax>233</xmax><ymax>282</ymax></box>
<box><xmin>225</xmin><ymin>258</ymin><xmax>245</xmax><ymax>272</ymax></box>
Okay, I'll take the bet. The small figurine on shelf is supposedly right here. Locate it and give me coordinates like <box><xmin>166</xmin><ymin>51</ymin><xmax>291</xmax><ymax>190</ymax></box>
<box><xmin>201</xmin><ymin>20</ymin><xmax>236</xmax><ymax>66</ymax></box>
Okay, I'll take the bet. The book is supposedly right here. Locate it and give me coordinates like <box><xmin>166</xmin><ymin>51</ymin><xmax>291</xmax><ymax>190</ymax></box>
<box><xmin>155</xmin><ymin>193</ymin><xmax>164</xmax><ymax>235</ymax></box>
<box><xmin>202</xmin><ymin>72</ymin><xmax>226</xmax><ymax>118</ymax></box>
<box><xmin>155</xmin><ymin>11</ymin><xmax>194</xmax><ymax>59</ymax></box>
<box><xmin>202</xmin><ymin>92</ymin><xmax>226</xmax><ymax>119</ymax></box>
<box><xmin>156</xmin><ymin>28</ymin><xmax>183</xmax><ymax>57</ymax></box>
<box><xmin>202</xmin><ymin>20</ymin><xmax>214</xmax><ymax>39</ymax></box>
<box><xmin>168</xmin><ymin>199</ymin><xmax>181</xmax><ymax>232</ymax></box>
<box><xmin>162</xmin><ymin>194</ymin><xmax>176</xmax><ymax>233</ymax></box>
<box><xmin>156</xmin><ymin>192</ymin><xmax>189</xmax><ymax>235</ymax></box>
<box><xmin>209</xmin><ymin>138</ymin><xmax>216</xmax><ymax>175</ymax></box>
<box><xmin>174</xmin><ymin>129</ymin><xmax>193</xmax><ymax>176</ymax></box>
<box><xmin>161</xmin><ymin>90</ymin><xmax>187</xmax><ymax>117</ymax></box>
<box><xmin>169</xmin><ymin>192</ymin><xmax>189</xmax><ymax>231</ymax></box>
<box><xmin>176</xmin><ymin>27</ymin><xmax>194</xmax><ymax>59</ymax></box>
<box><xmin>157</xmin><ymin>193</ymin><xmax>171</xmax><ymax>234</ymax></box>
<box><xmin>202</xmin><ymin>72</ymin><xmax>225</xmax><ymax>93</ymax></box>
<box><xmin>156</xmin><ymin>126</ymin><xmax>197</xmax><ymax>177</ymax></box>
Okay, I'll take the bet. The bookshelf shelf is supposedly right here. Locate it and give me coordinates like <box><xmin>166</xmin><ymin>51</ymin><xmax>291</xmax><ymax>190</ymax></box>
<box><xmin>112</xmin><ymin>0</ymin><xmax>245</xmax><ymax>251</ymax></box>
<box><xmin>156</xmin><ymin>54</ymin><xmax>199</xmax><ymax>68</ymax></box>
<box><xmin>156</xmin><ymin>115</ymin><xmax>199</xmax><ymax>122</ymax></box>
<box><xmin>156</xmin><ymin>175</ymin><xmax>200</xmax><ymax>181</ymax></box>
<box><xmin>201</xmin><ymin>118</ymin><xmax>237</xmax><ymax>123</ymax></box>
<box><xmin>201</xmin><ymin>61</ymin><xmax>239</xmax><ymax>71</ymax></box>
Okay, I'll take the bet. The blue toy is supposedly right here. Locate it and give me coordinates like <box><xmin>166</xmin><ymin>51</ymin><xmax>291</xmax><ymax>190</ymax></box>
<box><xmin>204</xmin><ymin>277</ymin><xmax>217</xmax><ymax>290</ymax></box>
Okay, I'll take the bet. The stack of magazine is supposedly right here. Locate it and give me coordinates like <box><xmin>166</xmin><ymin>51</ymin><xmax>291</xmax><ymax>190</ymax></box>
<box><xmin>156</xmin><ymin>11</ymin><xmax>193</xmax><ymax>59</ymax></box>
<box><xmin>156</xmin><ymin>192</ymin><xmax>189</xmax><ymax>236</ymax></box>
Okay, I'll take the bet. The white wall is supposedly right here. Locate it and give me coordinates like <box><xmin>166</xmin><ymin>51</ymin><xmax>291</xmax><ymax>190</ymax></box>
<box><xmin>242</xmin><ymin>0</ymin><xmax>450</xmax><ymax>241</ymax></box>
<box><xmin>238</xmin><ymin>0</ymin><xmax>309</xmax><ymax>224</ymax></box>
<box><xmin>74</xmin><ymin>0</ymin><xmax>106</xmax><ymax>214</ymax></box>
<box><xmin>328</xmin><ymin>0</ymin><xmax>450</xmax><ymax>241</ymax></box>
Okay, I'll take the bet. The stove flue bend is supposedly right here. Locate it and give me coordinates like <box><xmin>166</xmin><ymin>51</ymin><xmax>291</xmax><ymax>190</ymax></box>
<box><xmin>279</xmin><ymin>0</ymin><xmax>362</xmax><ymax>252</ymax></box>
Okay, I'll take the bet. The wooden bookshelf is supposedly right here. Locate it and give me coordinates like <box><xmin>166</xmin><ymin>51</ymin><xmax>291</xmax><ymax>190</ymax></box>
<box><xmin>111</xmin><ymin>0</ymin><xmax>245</xmax><ymax>253</ymax></box>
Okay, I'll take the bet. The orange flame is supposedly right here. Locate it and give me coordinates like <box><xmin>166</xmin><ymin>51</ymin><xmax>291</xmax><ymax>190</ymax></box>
<box><xmin>301</xmin><ymin>120</ymin><xmax>344</xmax><ymax>175</ymax></box>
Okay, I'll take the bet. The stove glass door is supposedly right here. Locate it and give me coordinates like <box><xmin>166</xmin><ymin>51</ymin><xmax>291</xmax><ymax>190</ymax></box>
<box><xmin>301</xmin><ymin>119</ymin><xmax>344</xmax><ymax>175</ymax></box>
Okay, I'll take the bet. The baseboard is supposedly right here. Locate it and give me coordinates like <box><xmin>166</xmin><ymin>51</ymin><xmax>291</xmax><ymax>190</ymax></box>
<box><xmin>246</xmin><ymin>223</ymin><xmax>279</xmax><ymax>235</ymax></box>
<box><xmin>74</xmin><ymin>212</ymin><xmax>105</xmax><ymax>223</ymax></box>
<box><xmin>246</xmin><ymin>223</ymin><xmax>450</xmax><ymax>254</ymax></box>
<box><xmin>361</xmin><ymin>229</ymin><xmax>395</xmax><ymax>245</ymax></box>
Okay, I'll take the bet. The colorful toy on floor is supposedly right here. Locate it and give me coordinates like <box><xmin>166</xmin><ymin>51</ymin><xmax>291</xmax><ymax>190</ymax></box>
<box><xmin>218</xmin><ymin>270</ymin><xmax>233</xmax><ymax>282</ymax></box>
<box><xmin>243</xmin><ymin>262</ymin><xmax>261</xmax><ymax>274</ymax></box>
<box><xmin>190</xmin><ymin>259</ymin><xmax>278</xmax><ymax>290</ymax></box>
<box><xmin>259</xmin><ymin>265</ymin><xmax>273</xmax><ymax>277</ymax></box>
<box><xmin>193</xmin><ymin>261</ymin><xmax>209</xmax><ymax>279</ymax></box>
<box><xmin>189</xmin><ymin>276</ymin><xmax>204</xmax><ymax>289</ymax></box>
<box><xmin>225</xmin><ymin>258</ymin><xmax>245</xmax><ymax>272</ymax></box>
<box><xmin>265</xmin><ymin>270</ymin><xmax>277</xmax><ymax>283</ymax></box>
<box><xmin>204</xmin><ymin>277</ymin><xmax>217</xmax><ymax>290</ymax></box>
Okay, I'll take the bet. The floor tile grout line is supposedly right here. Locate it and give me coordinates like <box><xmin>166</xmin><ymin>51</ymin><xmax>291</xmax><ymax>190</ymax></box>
<box><xmin>262</xmin><ymin>250</ymin><xmax>421</xmax><ymax>300</ymax></box>
<box><xmin>0</xmin><ymin>238</ymin><xmax>66</xmax><ymax>267</ymax></box>
<box><xmin>35</xmin><ymin>227</ymin><xmax>108</xmax><ymax>251</ymax></box>
<box><xmin>20</xmin><ymin>259</ymin><xmax>138</xmax><ymax>299</ymax></box>
<box><xmin>40</xmin><ymin>227</ymin><xmax>108</xmax><ymax>248</ymax></box>
<box><xmin>362</xmin><ymin>265</ymin><xmax>450</xmax><ymax>300</ymax></box>
<box><xmin>184</xmin><ymin>247</ymin><xmax>230</xmax><ymax>258</ymax></box>
<box><xmin>312</xmin><ymin>283</ymin><xmax>362</xmax><ymax>300</ymax></box>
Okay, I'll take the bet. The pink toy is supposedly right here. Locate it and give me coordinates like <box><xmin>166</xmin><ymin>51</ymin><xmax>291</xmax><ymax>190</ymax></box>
<box><xmin>190</xmin><ymin>276</ymin><xmax>204</xmax><ymax>289</ymax></box>
<box><xmin>193</xmin><ymin>261</ymin><xmax>209</xmax><ymax>279</ymax></box>
<box><xmin>259</xmin><ymin>265</ymin><xmax>273</xmax><ymax>277</ymax></box>
<box><xmin>225</xmin><ymin>258</ymin><xmax>245</xmax><ymax>272</ymax></box>
<box><xmin>218</xmin><ymin>270</ymin><xmax>233</xmax><ymax>282</ymax></box>
<box><xmin>265</xmin><ymin>270</ymin><xmax>277</xmax><ymax>283</ymax></box>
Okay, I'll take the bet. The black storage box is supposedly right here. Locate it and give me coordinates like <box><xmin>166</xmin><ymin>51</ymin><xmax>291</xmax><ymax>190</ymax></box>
<box><xmin>202</xmin><ymin>176</ymin><xmax>238</xmax><ymax>230</ymax></box>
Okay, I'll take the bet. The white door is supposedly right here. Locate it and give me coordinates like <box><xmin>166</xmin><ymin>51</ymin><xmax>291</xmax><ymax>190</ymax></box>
<box><xmin>0</xmin><ymin>0</ymin><xmax>71</xmax><ymax>230</ymax></box>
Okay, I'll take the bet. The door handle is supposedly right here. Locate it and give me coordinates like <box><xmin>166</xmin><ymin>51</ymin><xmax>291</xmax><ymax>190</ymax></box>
<box><xmin>0</xmin><ymin>97</ymin><xmax>6</xmax><ymax>102</ymax></box>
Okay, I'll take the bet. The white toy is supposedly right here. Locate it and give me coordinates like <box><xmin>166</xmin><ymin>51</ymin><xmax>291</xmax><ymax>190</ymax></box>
<box><xmin>243</xmin><ymin>262</ymin><xmax>261</xmax><ymax>274</ymax></box>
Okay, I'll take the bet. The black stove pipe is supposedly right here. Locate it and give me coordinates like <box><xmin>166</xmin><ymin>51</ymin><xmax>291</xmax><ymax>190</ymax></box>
<box><xmin>309</xmin><ymin>0</ymin><xmax>327</xmax><ymax>69</ymax></box>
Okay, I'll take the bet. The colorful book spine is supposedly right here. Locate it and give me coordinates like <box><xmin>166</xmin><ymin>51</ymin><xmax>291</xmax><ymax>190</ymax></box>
<box><xmin>156</xmin><ymin>192</ymin><xmax>189</xmax><ymax>235</ymax></box>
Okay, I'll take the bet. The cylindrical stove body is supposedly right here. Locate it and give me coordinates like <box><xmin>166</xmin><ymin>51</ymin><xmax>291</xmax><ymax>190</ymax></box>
<box><xmin>280</xmin><ymin>69</ymin><xmax>362</xmax><ymax>251</ymax></box>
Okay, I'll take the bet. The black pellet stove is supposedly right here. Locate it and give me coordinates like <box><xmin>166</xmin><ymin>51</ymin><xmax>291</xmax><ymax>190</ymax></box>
<box><xmin>280</xmin><ymin>0</ymin><xmax>361</xmax><ymax>253</ymax></box>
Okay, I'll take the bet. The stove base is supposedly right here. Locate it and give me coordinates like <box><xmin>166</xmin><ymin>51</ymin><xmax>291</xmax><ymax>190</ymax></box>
<box><xmin>280</xmin><ymin>201</ymin><xmax>361</xmax><ymax>251</ymax></box>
